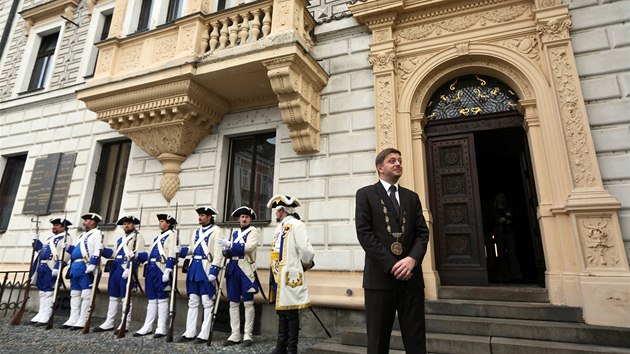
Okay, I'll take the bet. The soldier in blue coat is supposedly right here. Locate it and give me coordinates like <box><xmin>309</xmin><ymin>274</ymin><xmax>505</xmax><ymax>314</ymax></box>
<box><xmin>29</xmin><ymin>217</ymin><xmax>71</xmax><ymax>326</ymax></box>
<box><xmin>95</xmin><ymin>216</ymin><xmax>147</xmax><ymax>333</ymax></box>
<box><xmin>216</xmin><ymin>206</ymin><xmax>260</xmax><ymax>347</ymax></box>
<box><xmin>177</xmin><ymin>206</ymin><xmax>223</xmax><ymax>343</ymax></box>
<box><xmin>61</xmin><ymin>213</ymin><xmax>103</xmax><ymax>330</ymax></box>
<box><xmin>134</xmin><ymin>214</ymin><xmax>177</xmax><ymax>338</ymax></box>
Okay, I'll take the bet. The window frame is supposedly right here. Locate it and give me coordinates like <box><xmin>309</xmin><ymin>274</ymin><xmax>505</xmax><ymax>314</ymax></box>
<box><xmin>79</xmin><ymin>1</ymin><xmax>115</xmax><ymax>79</ymax></box>
<box><xmin>14</xmin><ymin>18</ymin><xmax>64</xmax><ymax>95</ymax></box>
<box><xmin>89</xmin><ymin>139</ymin><xmax>132</xmax><ymax>227</ymax></box>
<box><xmin>223</xmin><ymin>131</ymin><xmax>277</xmax><ymax>224</ymax></box>
<box><xmin>0</xmin><ymin>154</ymin><xmax>27</xmax><ymax>233</ymax></box>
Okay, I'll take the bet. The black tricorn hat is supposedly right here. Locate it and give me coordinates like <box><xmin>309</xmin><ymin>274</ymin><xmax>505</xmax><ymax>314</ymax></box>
<box><xmin>156</xmin><ymin>214</ymin><xmax>178</xmax><ymax>225</ymax></box>
<box><xmin>81</xmin><ymin>213</ymin><xmax>102</xmax><ymax>223</ymax></box>
<box><xmin>50</xmin><ymin>217</ymin><xmax>72</xmax><ymax>227</ymax></box>
<box><xmin>116</xmin><ymin>216</ymin><xmax>140</xmax><ymax>225</ymax></box>
<box><xmin>231</xmin><ymin>206</ymin><xmax>256</xmax><ymax>220</ymax></box>
<box><xmin>195</xmin><ymin>206</ymin><xmax>218</xmax><ymax>216</ymax></box>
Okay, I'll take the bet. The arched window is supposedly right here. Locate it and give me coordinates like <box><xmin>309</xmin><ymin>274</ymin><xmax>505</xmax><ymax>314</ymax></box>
<box><xmin>425</xmin><ymin>75</ymin><xmax>519</xmax><ymax>120</ymax></box>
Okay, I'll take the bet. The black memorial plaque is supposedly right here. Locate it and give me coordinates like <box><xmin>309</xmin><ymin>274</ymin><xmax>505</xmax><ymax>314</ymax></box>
<box><xmin>22</xmin><ymin>153</ymin><xmax>76</xmax><ymax>216</ymax></box>
<box><xmin>22</xmin><ymin>154</ymin><xmax>61</xmax><ymax>215</ymax></box>
<box><xmin>49</xmin><ymin>153</ymin><xmax>77</xmax><ymax>213</ymax></box>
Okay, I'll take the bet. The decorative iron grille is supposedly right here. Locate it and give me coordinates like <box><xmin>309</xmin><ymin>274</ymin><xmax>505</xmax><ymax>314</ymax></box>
<box><xmin>0</xmin><ymin>271</ymin><xmax>29</xmax><ymax>318</ymax></box>
<box><xmin>426</xmin><ymin>75</ymin><xmax>519</xmax><ymax>120</ymax></box>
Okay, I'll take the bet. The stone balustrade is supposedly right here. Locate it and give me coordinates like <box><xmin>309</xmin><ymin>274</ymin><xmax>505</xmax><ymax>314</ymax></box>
<box><xmin>205</xmin><ymin>3</ymin><xmax>273</xmax><ymax>52</ymax></box>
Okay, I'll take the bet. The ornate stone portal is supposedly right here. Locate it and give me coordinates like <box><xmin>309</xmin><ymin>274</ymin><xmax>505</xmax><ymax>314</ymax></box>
<box><xmin>350</xmin><ymin>0</ymin><xmax>630</xmax><ymax>327</ymax></box>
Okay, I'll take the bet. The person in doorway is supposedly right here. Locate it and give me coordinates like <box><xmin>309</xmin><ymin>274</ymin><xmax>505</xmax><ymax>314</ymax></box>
<box><xmin>95</xmin><ymin>215</ymin><xmax>147</xmax><ymax>333</ymax></box>
<box><xmin>216</xmin><ymin>206</ymin><xmax>259</xmax><ymax>347</ymax></box>
<box><xmin>177</xmin><ymin>206</ymin><xmax>222</xmax><ymax>344</ymax></box>
<box><xmin>134</xmin><ymin>214</ymin><xmax>177</xmax><ymax>338</ymax></box>
<box><xmin>355</xmin><ymin>147</ymin><xmax>430</xmax><ymax>354</ymax></box>
<box><xmin>268</xmin><ymin>195</ymin><xmax>315</xmax><ymax>354</ymax></box>
<box><xmin>492</xmin><ymin>192</ymin><xmax>522</xmax><ymax>282</ymax></box>
<box><xmin>61</xmin><ymin>213</ymin><xmax>104</xmax><ymax>330</ymax></box>
<box><xmin>29</xmin><ymin>217</ymin><xmax>71</xmax><ymax>326</ymax></box>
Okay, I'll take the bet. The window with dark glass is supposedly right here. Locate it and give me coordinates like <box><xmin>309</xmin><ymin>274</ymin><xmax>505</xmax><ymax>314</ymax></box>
<box><xmin>0</xmin><ymin>154</ymin><xmax>27</xmax><ymax>232</ymax></box>
<box><xmin>225</xmin><ymin>132</ymin><xmax>276</xmax><ymax>222</ymax></box>
<box><xmin>90</xmin><ymin>140</ymin><xmax>131</xmax><ymax>225</ymax></box>
<box><xmin>87</xmin><ymin>12</ymin><xmax>113</xmax><ymax>78</ymax></box>
<box><xmin>27</xmin><ymin>32</ymin><xmax>59</xmax><ymax>91</ymax></box>
<box><xmin>166</xmin><ymin>0</ymin><xmax>182</xmax><ymax>22</ymax></box>
<box><xmin>217</xmin><ymin>0</ymin><xmax>227</xmax><ymax>11</ymax></box>
<box><xmin>137</xmin><ymin>0</ymin><xmax>153</xmax><ymax>31</ymax></box>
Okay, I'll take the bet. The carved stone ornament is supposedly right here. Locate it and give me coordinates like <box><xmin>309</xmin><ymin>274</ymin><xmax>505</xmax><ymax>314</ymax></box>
<box><xmin>82</xmin><ymin>79</ymin><xmax>229</xmax><ymax>202</ymax></box>
<box><xmin>536</xmin><ymin>18</ymin><xmax>571</xmax><ymax>42</ymax></box>
<box><xmin>19</xmin><ymin>0</ymin><xmax>80</xmax><ymax>36</ymax></box>
<box><xmin>376</xmin><ymin>77</ymin><xmax>394</xmax><ymax>148</ymax></box>
<box><xmin>263</xmin><ymin>52</ymin><xmax>329</xmax><ymax>154</ymax></box>
<box><xmin>548</xmin><ymin>47</ymin><xmax>596</xmax><ymax>188</ymax></box>
<box><xmin>369</xmin><ymin>53</ymin><xmax>397</xmax><ymax>73</ymax></box>
<box><xmin>580</xmin><ymin>217</ymin><xmax>620</xmax><ymax>268</ymax></box>
<box><xmin>394</xmin><ymin>3</ymin><xmax>533</xmax><ymax>43</ymax></box>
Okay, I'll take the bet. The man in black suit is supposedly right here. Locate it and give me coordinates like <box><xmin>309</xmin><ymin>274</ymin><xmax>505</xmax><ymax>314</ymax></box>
<box><xmin>355</xmin><ymin>147</ymin><xmax>430</xmax><ymax>354</ymax></box>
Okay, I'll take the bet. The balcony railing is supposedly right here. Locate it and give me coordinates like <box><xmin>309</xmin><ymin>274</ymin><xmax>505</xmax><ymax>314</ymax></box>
<box><xmin>206</xmin><ymin>3</ymin><xmax>273</xmax><ymax>52</ymax></box>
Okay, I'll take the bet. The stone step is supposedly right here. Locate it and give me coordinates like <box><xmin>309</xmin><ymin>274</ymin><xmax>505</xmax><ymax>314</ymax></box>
<box><xmin>305</xmin><ymin>337</ymin><xmax>405</xmax><ymax>354</ymax></box>
<box><xmin>425</xmin><ymin>299</ymin><xmax>583</xmax><ymax>322</ymax></box>
<box><xmin>439</xmin><ymin>285</ymin><xmax>549</xmax><ymax>302</ymax></box>
<box><xmin>426</xmin><ymin>314</ymin><xmax>630</xmax><ymax>348</ymax></box>
<box><xmin>329</xmin><ymin>327</ymin><xmax>630</xmax><ymax>354</ymax></box>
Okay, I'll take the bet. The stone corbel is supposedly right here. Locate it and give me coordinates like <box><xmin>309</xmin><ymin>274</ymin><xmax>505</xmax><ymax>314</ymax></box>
<box><xmin>81</xmin><ymin>79</ymin><xmax>229</xmax><ymax>202</ymax></box>
<box><xmin>263</xmin><ymin>51</ymin><xmax>329</xmax><ymax>154</ymax></box>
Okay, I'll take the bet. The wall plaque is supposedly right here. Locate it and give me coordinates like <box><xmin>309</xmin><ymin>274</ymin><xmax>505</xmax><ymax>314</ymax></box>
<box><xmin>22</xmin><ymin>153</ymin><xmax>77</xmax><ymax>216</ymax></box>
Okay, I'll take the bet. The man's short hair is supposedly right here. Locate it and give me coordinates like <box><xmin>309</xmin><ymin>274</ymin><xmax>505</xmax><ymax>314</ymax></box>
<box><xmin>375</xmin><ymin>148</ymin><xmax>401</xmax><ymax>167</ymax></box>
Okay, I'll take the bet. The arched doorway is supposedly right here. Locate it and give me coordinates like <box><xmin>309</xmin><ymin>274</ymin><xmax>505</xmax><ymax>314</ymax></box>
<box><xmin>425</xmin><ymin>75</ymin><xmax>545</xmax><ymax>286</ymax></box>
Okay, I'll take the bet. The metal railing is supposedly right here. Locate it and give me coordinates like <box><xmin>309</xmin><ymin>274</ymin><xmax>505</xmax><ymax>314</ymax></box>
<box><xmin>0</xmin><ymin>271</ymin><xmax>29</xmax><ymax>318</ymax></box>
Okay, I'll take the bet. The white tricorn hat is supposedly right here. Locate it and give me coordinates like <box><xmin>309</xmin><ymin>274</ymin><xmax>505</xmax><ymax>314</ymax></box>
<box><xmin>267</xmin><ymin>195</ymin><xmax>300</xmax><ymax>214</ymax></box>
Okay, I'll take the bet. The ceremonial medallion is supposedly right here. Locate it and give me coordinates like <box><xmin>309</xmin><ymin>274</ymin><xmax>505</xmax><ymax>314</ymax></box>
<box><xmin>391</xmin><ymin>242</ymin><xmax>403</xmax><ymax>256</ymax></box>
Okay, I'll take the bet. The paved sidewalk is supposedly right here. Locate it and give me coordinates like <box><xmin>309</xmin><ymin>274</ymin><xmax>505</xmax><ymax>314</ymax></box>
<box><xmin>0</xmin><ymin>315</ymin><xmax>323</xmax><ymax>353</ymax></box>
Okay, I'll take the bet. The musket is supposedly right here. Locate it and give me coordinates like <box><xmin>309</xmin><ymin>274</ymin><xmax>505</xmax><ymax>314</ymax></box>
<box><xmin>10</xmin><ymin>216</ymin><xmax>40</xmax><ymax>325</ymax></box>
<box><xmin>46</xmin><ymin>211</ymin><xmax>70</xmax><ymax>330</ymax></box>
<box><xmin>82</xmin><ymin>224</ymin><xmax>103</xmax><ymax>334</ymax></box>
<box><xmin>118</xmin><ymin>205</ymin><xmax>142</xmax><ymax>338</ymax></box>
<box><xmin>166</xmin><ymin>203</ymin><xmax>179</xmax><ymax>342</ymax></box>
<box><xmin>309</xmin><ymin>307</ymin><xmax>331</xmax><ymax>338</ymax></box>
<box><xmin>253</xmin><ymin>270</ymin><xmax>268</xmax><ymax>302</ymax></box>
<box><xmin>207</xmin><ymin>228</ymin><xmax>231</xmax><ymax>347</ymax></box>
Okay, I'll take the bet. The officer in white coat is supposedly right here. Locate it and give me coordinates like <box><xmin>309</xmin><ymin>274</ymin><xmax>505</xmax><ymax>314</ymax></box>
<box><xmin>29</xmin><ymin>217</ymin><xmax>71</xmax><ymax>326</ymax></box>
<box><xmin>61</xmin><ymin>213</ymin><xmax>103</xmax><ymax>330</ymax></box>
<box><xmin>267</xmin><ymin>195</ymin><xmax>315</xmax><ymax>354</ymax></box>
<box><xmin>215</xmin><ymin>206</ymin><xmax>259</xmax><ymax>347</ymax></box>
<box><xmin>177</xmin><ymin>206</ymin><xmax>222</xmax><ymax>343</ymax></box>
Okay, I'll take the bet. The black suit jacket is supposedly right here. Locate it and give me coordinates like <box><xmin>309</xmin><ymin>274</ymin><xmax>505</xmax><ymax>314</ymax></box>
<box><xmin>355</xmin><ymin>182</ymin><xmax>429</xmax><ymax>290</ymax></box>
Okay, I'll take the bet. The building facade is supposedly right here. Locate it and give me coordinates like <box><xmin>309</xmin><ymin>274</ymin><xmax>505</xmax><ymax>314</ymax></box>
<box><xmin>0</xmin><ymin>0</ymin><xmax>628</xmax><ymax>329</ymax></box>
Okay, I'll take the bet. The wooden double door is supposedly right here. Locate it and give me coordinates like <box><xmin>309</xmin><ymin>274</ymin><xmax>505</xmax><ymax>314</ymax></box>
<box><xmin>426</xmin><ymin>114</ymin><xmax>543</xmax><ymax>286</ymax></box>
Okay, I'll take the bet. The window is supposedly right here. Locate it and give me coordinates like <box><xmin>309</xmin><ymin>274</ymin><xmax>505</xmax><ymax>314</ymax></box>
<box><xmin>27</xmin><ymin>32</ymin><xmax>59</xmax><ymax>91</ymax></box>
<box><xmin>0</xmin><ymin>155</ymin><xmax>27</xmax><ymax>232</ymax></box>
<box><xmin>225</xmin><ymin>132</ymin><xmax>276</xmax><ymax>222</ymax></box>
<box><xmin>86</xmin><ymin>12</ymin><xmax>112</xmax><ymax>78</ymax></box>
<box><xmin>137</xmin><ymin>0</ymin><xmax>153</xmax><ymax>31</ymax></box>
<box><xmin>90</xmin><ymin>140</ymin><xmax>131</xmax><ymax>225</ymax></box>
<box><xmin>166</xmin><ymin>0</ymin><xmax>182</xmax><ymax>22</ymax></box>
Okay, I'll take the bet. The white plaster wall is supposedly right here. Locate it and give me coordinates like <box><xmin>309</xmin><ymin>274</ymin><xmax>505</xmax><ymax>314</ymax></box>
<box><xmin>566</xmin><ymin>0</ymin><xmax>630</xmax><ymax>261</ymax></box>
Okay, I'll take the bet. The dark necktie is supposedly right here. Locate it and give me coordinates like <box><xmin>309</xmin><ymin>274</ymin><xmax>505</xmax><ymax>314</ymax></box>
<box><xmin>389</xmin><ymin>185</ymin><xmax>400</xmax><ymax>216</ymax></box>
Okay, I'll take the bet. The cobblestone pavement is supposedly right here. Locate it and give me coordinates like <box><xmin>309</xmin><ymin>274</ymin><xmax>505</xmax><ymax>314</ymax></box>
<box><xmin>0</xmin><ymin>316</ymin><xmax>325</xmax><ymax>354</ymax></box>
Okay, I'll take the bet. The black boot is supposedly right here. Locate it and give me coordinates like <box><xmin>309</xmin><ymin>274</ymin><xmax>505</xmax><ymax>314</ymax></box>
<box><xmin>287</xmin><ymin>310</ymin><xmax>300</xmax><ymax>354</ymax></box>
<box><xmin>270</xmin><ymin>312</ymin><xmax>289</xmax><ymax>354</ymax></box>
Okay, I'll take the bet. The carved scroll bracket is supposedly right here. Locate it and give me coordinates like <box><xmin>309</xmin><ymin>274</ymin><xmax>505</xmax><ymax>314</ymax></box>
<box><xmin>263</xmin><ymin>51</ymin><xmax>329</xmax><ymax>154</ymax></box>
<box><xmin>19</xmin><ymin>0</ymin><xmax>80</xmax><ymax>36</ymax></box>
<box><xmin>80</xmin><ymin>79</ymin><xmax>229</xmax><ymax>202</ymax></box>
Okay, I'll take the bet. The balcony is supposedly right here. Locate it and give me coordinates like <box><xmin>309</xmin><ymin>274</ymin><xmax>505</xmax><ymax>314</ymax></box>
<box><xmin>78</xmin><ymin>0</ymin><xmax>328</xmax><ymax>202</ymax></box>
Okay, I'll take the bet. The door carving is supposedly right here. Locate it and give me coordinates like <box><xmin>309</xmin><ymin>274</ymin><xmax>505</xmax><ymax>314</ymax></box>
<box><xmin>428</xmin><ymin>134</ymin><xmax>488</xmax><ymax>285</ymax></box>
